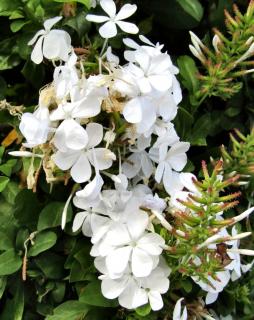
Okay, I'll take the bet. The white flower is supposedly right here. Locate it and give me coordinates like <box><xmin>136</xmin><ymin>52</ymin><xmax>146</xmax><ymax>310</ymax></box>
<box><xmin>104</xmin><ymin>228</ymin><xmax>165</xmax><ymax>277</ymax></box>
<box><xmin>95</xmin><ymin>258</ymin><xmax>170</xmax><ymax>310</ymax></box>
<box><xmin>192</xmin><ymin>270</ymin><xmax>231</xmax><ymax>305</ymax></box>
<box><xmin>53</xmin><ymin>51</ymin><xmax>79</xmax><ymax>99</ymax></box>
<box><xmin>50</xmin><ymin>75</ymin><xmax>108</xmax><ymax>122</ymax></box>
<box><xmin>226</xmin><ymin>226</ymin><xmax>254</xmax><ymax>281</ymax></box>
<box><xmin>52</xmin><ymin>122</ymin><xmax>115</xmax><ymax>183</ymax></box>
<box><xmin>28</xmin><ymin>16</ymin><xmax>72</xmax><ymax>64</ymax></box>
<box><xmin>139</xmin><ymin>259</ymin><xmax>171</xmax><ymax>311</ymax></box>
<box><xmin>149</xmin><ymin>141</ymin><xmax>190</xmax><ymax>195</ymax></box>
<box><xmin>125</xmin><ymin>49</ymin><xmax>175</xmax><ymax>94</ymax></box>
<box><xmin>19</xmin><ymin>108</ymin><xmax>50</xmax><ymax>148</ymax></box>
<box><xmin>72</xmin><ymin>177</ymin><xmax>105</xmax><ymax>237</ymax></box>
<box><xmin>122</xmin><ymin>136</ymin><xmax>154</xmax><ymax>179</ymax></box>
<box><xmin>142</xmin><ymin>193</ymin><xmax>166</xmax><ymax>213</ymax></box>
<box><xmin>173</xmin><ymin>298</ymin><xmax>187</xmax><ymax>320</ymax></box>
<box><xmin>86</xmin><ymin>0</ymin><xmax>139</xmax><ymax>38</ymax></box>
<box><xmin>123</xmin><ymin>35</ymin><xmax>164</xmax><ymax>62</ymax></box>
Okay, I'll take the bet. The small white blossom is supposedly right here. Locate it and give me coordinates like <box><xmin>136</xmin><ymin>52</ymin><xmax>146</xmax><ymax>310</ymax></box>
<box><xmin>86</xmin><ymin>0</ymin><xmax>139</xmax><ymax>38</ymax></box>
<box><xmin>28</xmin><ymin>16</ymin><xmax>72</xmax><ymax>64</ymax></box>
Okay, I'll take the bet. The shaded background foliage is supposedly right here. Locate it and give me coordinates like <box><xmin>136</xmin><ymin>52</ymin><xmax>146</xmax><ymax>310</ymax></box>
<box><xmin>0</xmin><ymin>0</ymin><xmax>254</xmax><ymax>319</ymax></box>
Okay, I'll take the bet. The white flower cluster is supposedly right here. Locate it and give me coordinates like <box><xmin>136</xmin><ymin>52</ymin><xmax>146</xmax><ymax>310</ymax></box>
<box><xmin>12</xmin><ymin>0</ymin><xmax>254</xmax><ymax>314</ymax></box>
<box><xmin>17</xmin><ymin>0</ymin><xmax>187</xmax><ymax>311</ymax></box>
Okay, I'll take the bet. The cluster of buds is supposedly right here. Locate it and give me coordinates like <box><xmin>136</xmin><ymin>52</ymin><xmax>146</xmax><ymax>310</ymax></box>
<box><xmin>189</xmin><ymin>0</ymin><xmax>254</xmax><ymax>102</ymax></box>
<box><xmin>219</xmin><ymin>128</ymin><xmax>254</xmax><ymax>188</ymax></box>
<box><xmin>162</xmin><ymin>160</ymin><xmax>254</xmax><ymax>304</ymax></box>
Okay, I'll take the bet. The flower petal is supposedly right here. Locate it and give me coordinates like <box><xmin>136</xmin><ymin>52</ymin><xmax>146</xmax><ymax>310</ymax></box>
<box><xmin>86</xmin><ymin>123</ymin><xmax>103</xmax><ymax>148</ymax></box>
<box><xmin>127</xmin><ymin>211</ymin><xmax>148</xmax><ymax>240</ymax></box>
<box><xmin>71</xmin><ymin>153</ymin><xmax>92</xmax><ymax>183</ymax></box>
<box><xmin>43</xmin><ymin>30</ymin><xmax>71</xmax><ymax>61</ymax></box>
<box><xmin>119</xmin><ymin>279</ymin><xmax>148</xmax><ymax>309</ymax></box>
<box><xmin>31</xmin><ymin>36</ymin><xmax>44</xmax><ymax>64</ymax></box>
<box><xmin>148</xmin><ymin>291</ymin><xmax>163</xmax><ymax>311</ymax></box>
<box><xmin>132</xmin><ymin>247</ymin><xmax>154</xmax><ymax>277</ymax></box>
<box><xmin>167</xmin><ymin>142</ymin><xmax>190</xmax><ymax>171</ymax></box>
<box><xmin>115</xmin><ymin>4</ymin><xmax>137</xmax><ymax>20</ymax></box>
<box><xmin>72</xmin><ymin>211</ymin><xmax>89</xmax><ymax>232</ymax></box>
<box><xmin>99</xmin><ymin>21</ymin><xmax>117</xmax><ymax>38</ymax></box>
<box><xmin>206</xmin><ymin>292</ymin><xmax>218</xmax><ymax>305</ymax></box>
<box><xmin>28</xmin><ymin>30</ymin><xmax>45</xmax><ymax>46</ymax></box>
<box><xmin>123</xmin><ymin>98</ymin><xmax>142</xmax><ymax>123</ymax></box>
<box><xmin>43</xmin><ymin>16</ymin><xmax>62</xmax><ymax>31</ymax></box>
<box><xmin>86</xmin><ymin>14</ymin><xmax>109</xmax><ymax>23</ymax></box>
<box><xmin>100</xmin><ymin>0</ymin><xmax>116</xmax><ymax>18</ymax></box>
<box><xmin>102</xmin><ymin>277</ymin><xmax>128</xmax><ymax>300</ymax></box>
<box><xmin>138</xmin><ymin>233</ymin><xmax>164</xmax><ymax>255</ymax></box>
<box><xmin>106</xmin><ymin>246</ymin><xmax>132</xmax><ymax>274</ymax></box>
<box><xmin>52</xmin><ymin>150</ymin><xmax>78</xmax><ymax>170</ymax></box>
<box><xmin>88</xmin><ymin>148</ymin><xmax>115</xmax><ymax>170</ymax></box>
<box><xmin>116</xmin><ymin>21</ymin><xmax>139</xmax><ymax>34</ymax></box>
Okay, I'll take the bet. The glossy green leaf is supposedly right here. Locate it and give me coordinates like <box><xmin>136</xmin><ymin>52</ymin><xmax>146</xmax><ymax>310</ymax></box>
<box><xmin>28</xmin><ymin>231</ymin><xmax>57</xmax><ymax>257</ymax></box>
<box><xmin>46</xmin><ymin>300</ymin><xmax>90</xmax><ymax>320</ymax></box>
<box><xmin>0</xmin><ymin>159</ymin><xmax>17</xmax><ymax>176</ymax></box>
<box><xmin>10</xmin><ymin>20</ymin><xmax>30</xmax><ymax>33</ymax></box>
<box><xmin>13</xmin><ymin>280</ymin><xmax>24</xmax><ymax>320</ymax></box>
<box><xmin>0</xmin><ymin>276</ymin><xmax>7</xmax><ymax>299</ymax></box>
<box><xmin>0</xmin><ymin>176</ymin><xmax>9</xmax><ymax>192</ymax></box>
<box><xmin>177</xmin><ymin>55</ymin><xmax>199</xmax><ymax>93</ymax></box>
<box><xmin>0</xmin><ymin>231</ymin><xmax>13</xmax><ymax>250</ymax></box>
<box><xmin>176</xmin><ymin>0</ymin><xmax>204</xmax><ymax>21</ymax></box>
<box><xmin>0</xmin><ymin>249</ymin><xmax>22</xmax><ymax>275</ymax></box>
<box><xmin>35</xmin><ymin>252</ymin><xmax>65</xmax><ymax>279</ymax></box>
<box><xmin>37</xmin><ymin>201</ymin><xmax>72</xmax><ymax>231</ymax></box>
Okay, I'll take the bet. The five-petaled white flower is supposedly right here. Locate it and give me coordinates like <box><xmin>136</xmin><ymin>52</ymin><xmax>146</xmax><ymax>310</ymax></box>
<box><xmin>28</xmin><ymin>16</ymin><xmax>72</xmax><ymax>64</ymax></box>
<box><xmin>86</xmin><ymin>0</ymin><xmax>139</xmax><ymax>38</ymax></box>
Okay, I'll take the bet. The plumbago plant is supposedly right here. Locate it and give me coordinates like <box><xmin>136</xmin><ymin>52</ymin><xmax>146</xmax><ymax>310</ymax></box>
<box><xmin>0</xmin><ymin>0</ymin><xmax>254</xmax><ymax>319</ymax></box>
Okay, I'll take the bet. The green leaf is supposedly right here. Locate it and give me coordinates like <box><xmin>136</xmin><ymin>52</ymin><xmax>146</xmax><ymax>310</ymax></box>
<box><xmin>37</xmin><ymin>201</ymin><xmax>72</xmax><ymax>231</ymax></box>
<box><xmin>63</xmin><ymin>12</ymin><xmax>90</xmax><ymax>38</ymax></box>
<box><xmin>0</xmin><ymin>159</ymin><xmax>17</xmax><ymax>176</ymax></box>
<box><xmin>0</xmin><ymin>146</ymin><xmax>5</xmax><ymax>160</ymax></box>
<box><xmin>176</xmin><ymin>0</ymin><xmax>204</xmax><ymax>21</ymax></box>
<box><xmin>46</xmin><ymin>301</ymin><xmax>90</xmax><ymax>320</ymax></box>
<box><xmin>0</xmin><ymin>276</ymin><xmax>7</xmax><ymax>299</ymax></box>
<box><xmin>53</xmin><ymin>0</ymin><xmax>91</xmax><ymax>9</ymax></box>
<box><xmin>28</xmin><ymin>231</ymin><xmax>57</xmax><ymax>257</ymax></box>
<box><xmin>0</xmin><ymin>230</ymin><xmax>13</xmax><ymax>250</ymax></box>
<box><xmin>35</xmin><ymin>252</ymin><xmax>65</xmax><ymax>279</ymax></box>
<box><xmin>177</xmin><ymin>55</ymin><xmax>199</xmax><ymax>93</ymax></box>
<box><xmin>13</xmin><ymin>281</ymin><xmax>24</xmax><ymax>320</ymax></box>
<box><xmin>190</xmin><ymin>113</ymin><xmax>213</xmax><ymax>146</ymax></box>
<box><xmin>0</xmin><ymin>176</ymin><xmax>9</xmax><ymax>192</ymax></box>
<box><xmin>0</xmin><ymin>249</ymin><xmax>22</xmax><ymax>275</ymax></box>
<box><xmin>79</xmin><ymin>281</ymin><xmax>118</xmax><ymax>307</ymax></box>
<box><xmin>1</xmin><ymin>181</ymin><xmax>20</xmax><ymax>205</ymax></box>
<box><xmin>14</xmin><ymin>189</ymin><xmax>42</xmax><ymax>227</ymax></box>
<box><xmin>0</xmin><ymin>0</ymin><xmax>21</xmax><ymax>16</ymax></box>
<box><xmin>51</xmin><ymin>282</ymin><xmax>66</xmax><ymax>303</ymax></box>
<box><xmin>135</xmin><ymin>304</ymin><xmax>151</xmax><ymax>316</ymax></box>
<box><xmin>10</xmin><ymin>20</ymin><xmax>30</xmax><ymax>33</ymax></box>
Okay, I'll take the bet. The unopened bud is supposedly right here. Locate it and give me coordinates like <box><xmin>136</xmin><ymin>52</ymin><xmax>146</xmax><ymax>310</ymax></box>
<box><xmin>9</xmin><ymin>151</ymin><xmax>43</xmax><ymax>158</ymax></box>
<box><xmin>232</xmin><ymin>207</ymin><xmax>254</xmax><ymax>224</ymax></box>
<box><xmin>189</xmin><ymin>45</ymin><xmax>206</xmax><ymax>64</ymax></box>
<box><xmin>212</xmin><ymin>34</ymin><xmax>221</xmax><ymax>53</ymax></box>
